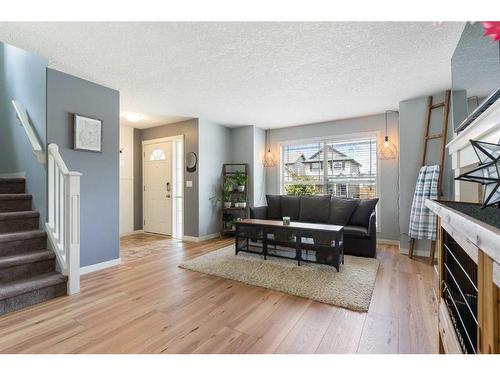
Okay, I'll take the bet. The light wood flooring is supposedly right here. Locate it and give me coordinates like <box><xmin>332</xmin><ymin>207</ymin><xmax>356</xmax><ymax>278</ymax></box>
<box><xmin>0</xmin><ymin>233</ymin><xmax>438</xmax><ymax>353</ymax></box>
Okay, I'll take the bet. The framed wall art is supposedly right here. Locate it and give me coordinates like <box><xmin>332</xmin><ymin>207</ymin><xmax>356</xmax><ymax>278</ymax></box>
<box><xmin>74</xmin><ymin>114</ymin><xmax>102</xmax><ymax>152</ymax></box>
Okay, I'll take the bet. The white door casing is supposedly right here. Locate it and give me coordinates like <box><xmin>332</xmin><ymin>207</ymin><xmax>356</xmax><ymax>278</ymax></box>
<box><xmin>143</xmin><ymin>141</ymin><xmax>173</xmax><ymax>235</ymax></box>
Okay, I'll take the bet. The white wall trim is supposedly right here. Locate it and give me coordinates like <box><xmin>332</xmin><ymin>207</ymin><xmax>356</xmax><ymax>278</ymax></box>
<box><xmin>0</xmin><ymin>172</ymin><xmax>26</xmax><ymax>178</ymax></box>
<box><xmin>183</xmin><ymin>233</ymin><xmax>220</xmax><ymax>242</ymax></box>
<box><xmin>377</xmin><ymin>238</ymin><xmax>400</xmax><ymax>246</ymax></box>
<box><xmin>120</xmin><ymin>229</ymin><xmax>144</xmax><ymax>238</ymax></box>
<box><xmin>142</xmin><ymin>135</ymin><xmax>184</xmax><ymax>146</ymax></box>
<box><xmin>80</xmin><ymin>258</ymin><xmax>121</xmax><ymax>275</ymax></box>
<box><xmin>142</xmin><ymin>135</ymin><xmax>184</xmax><ymax>238</ymax></box>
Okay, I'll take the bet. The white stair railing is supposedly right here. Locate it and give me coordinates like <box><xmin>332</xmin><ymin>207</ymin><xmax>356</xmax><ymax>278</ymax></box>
<box><xmin>46</xmin><ymin>143</ymin><xmax>82</xmax><ymax>295</ymax></box>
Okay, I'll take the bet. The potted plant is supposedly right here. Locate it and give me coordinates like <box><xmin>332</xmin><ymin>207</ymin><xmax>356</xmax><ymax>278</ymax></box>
<box><xmin>209</xmin><ymin>176</ymin><xmax>234</xmax><ymax>208</ymax></box>
<box><xmin>223</xmin><ymin>213</ymin><xmax>235</xmax><ymax>229</ymax></box>
<box><xmin>234</xmin><ymin>170</ymin><xmax>247</xmax><ymax>192</ymax></box>
<box><xmin>237</xmin><ymin>197</ymin><xmax>247</xmax><ymax>208</ymax></box>
<box><xmin>223</xmin><ymin>176</ymin><xmax>234</xmax><ymax>208</ymax></box>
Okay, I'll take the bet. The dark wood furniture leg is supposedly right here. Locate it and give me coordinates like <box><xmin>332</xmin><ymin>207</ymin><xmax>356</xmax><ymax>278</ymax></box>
<box><xmin>296</xmin><ymin>231</ymin><xmax>302</xmax><ymax>266</ymax></box>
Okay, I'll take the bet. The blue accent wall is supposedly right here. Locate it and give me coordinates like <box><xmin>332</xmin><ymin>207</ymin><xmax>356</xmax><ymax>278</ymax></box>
<box><xmin>0</xmin><ymin>42</ymin><xmax>48</xmax><ymax>226</ymax></box>
<box><xmin>46</xmin><ymin>69</ymin><xmax>120</xmax><ymax>267</ymax></box>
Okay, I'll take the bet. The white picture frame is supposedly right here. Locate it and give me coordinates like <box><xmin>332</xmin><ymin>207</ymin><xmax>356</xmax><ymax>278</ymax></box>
<box><xmin>74</xmin><ymin>114</ymin><xmax>102</xmax><ymax>153</ymax></box>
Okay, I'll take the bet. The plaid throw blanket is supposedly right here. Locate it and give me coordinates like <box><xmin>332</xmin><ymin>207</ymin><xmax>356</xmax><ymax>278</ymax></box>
<box><xmin>408</xmin><ymin>165</ymin><xmax>440</xmax><ymax>240</ymax></box>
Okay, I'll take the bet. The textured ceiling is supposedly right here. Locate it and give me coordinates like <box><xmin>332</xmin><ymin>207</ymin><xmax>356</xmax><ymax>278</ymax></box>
<box><xmin>0</xmin><ymin>22</ymin><xmax>464</xmax><ymax>129</ymax></box>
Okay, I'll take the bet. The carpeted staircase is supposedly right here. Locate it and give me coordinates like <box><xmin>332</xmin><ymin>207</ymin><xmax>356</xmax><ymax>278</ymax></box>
<box><xmin>0</xmin><ymin>177</ymin><xmax>67</xmax><ymax>315</ymax></box>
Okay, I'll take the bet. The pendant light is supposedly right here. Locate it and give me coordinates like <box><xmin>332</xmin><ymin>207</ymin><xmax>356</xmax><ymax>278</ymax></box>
<box><xmin>378</xmin><ymin>110</ymin><xmax>398</xmax><ymax>159</ymax></box>
<box><xmin>263</xmin><ymin>128</ymin><xmax>277</xmax><ymax>167</ymax></box>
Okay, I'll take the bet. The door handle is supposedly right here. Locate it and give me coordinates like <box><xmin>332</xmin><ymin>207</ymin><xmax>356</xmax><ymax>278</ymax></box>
<box><xmin>166</xmin><ymin>182</ymin><xmax>171</xmax><ymax>192</ymax></box>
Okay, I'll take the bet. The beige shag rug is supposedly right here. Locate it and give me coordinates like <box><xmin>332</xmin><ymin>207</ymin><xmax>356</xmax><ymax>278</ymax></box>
<box><xmin>179</xmin><ymin>245</ymin><xmax>379</xmax><ymax>312</ymax></box>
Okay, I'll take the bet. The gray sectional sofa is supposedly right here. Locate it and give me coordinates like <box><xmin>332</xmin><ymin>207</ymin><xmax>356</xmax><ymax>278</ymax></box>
<box><xmin>250</xmin><ymin>194</ymin><xmax>378</xmax><ymax>258</ymax></box>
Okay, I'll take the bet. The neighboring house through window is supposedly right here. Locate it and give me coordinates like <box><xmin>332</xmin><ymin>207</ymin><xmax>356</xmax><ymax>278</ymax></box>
<box><xmin>280</xmin><ymin>135</ymin><xmax>378</xmax><ymax>201</ymax></box>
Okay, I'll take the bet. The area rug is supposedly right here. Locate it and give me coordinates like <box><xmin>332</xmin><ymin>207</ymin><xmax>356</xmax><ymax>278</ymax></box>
<box><xmin>179</xmin><ymin>245</ymin><xmax>379</xmax><ymax>312</ymax></box>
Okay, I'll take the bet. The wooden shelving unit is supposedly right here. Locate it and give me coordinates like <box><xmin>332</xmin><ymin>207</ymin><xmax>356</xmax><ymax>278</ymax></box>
<box><xmin>220</xmin><ymin>163</ymin><xmax>250</xmax><ymax>236</ymax></box>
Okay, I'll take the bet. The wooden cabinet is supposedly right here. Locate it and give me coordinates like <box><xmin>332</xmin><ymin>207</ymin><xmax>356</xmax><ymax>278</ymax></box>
<box><xmin>428</xmin><ymin>200</ymin><xmax>500</xmax><ymax>354</ymax></box>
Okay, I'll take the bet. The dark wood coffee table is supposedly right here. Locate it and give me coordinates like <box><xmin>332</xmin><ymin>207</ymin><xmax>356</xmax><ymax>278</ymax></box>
<box><xmin>234</xmin><ymin>219</ymin><xmax>344</xmax><ymax>271</ymax></box>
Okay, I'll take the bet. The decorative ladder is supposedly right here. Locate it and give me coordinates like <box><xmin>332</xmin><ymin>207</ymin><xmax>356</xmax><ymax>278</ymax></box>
<box><xmin>408</xmin><ymin>90</ymin><xmax>451</xmax><ymax>264</ymax></box>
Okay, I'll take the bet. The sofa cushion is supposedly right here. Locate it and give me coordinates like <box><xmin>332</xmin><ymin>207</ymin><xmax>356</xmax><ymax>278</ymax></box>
<box><xmin>266</xmin><ymin>195</ymin><xmax>282</xmax><ymax>219</ymax></box>
<box><xmin>281</xmin><ymin>195</ymin><xmax>301</xmax><ymax>220</ymax></box>
<box><xmin>299</xmin><ymin>195</ymin><xmax>331</xmax><ymax>223</ymax></box>
<box><xmin>349</xmin><ymin>198</ymin><xmax>378</xmax><ymax>227</ymax></box>
<box><xmin>329</xmin><ymin>197</ymin><xmax>359</xmax><ymax>226</ymax></box>
<box><xmin>343</xmin><ymin>225</ymin><xmax>369</xmax><ymax>238</ymax></box>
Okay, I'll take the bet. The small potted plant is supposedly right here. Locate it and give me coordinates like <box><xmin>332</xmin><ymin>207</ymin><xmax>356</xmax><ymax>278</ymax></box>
<box><xmin>209</xmin><ymin>176</ymin><xmax>234</xmax><ymax>208</ymax></box>
<box><xmin>223</xmin><ymin>213</ymin><xmax>235</xmax><ymax>229</ymax></box>
<box><xmin>234</xmin><ymin>170</ymin><xmax>247</xmax><ymax>192</ymax></box>
<box><xmin>237</xmin><ymin>197</ymin><xmax>247</xmax><ymax>208</ymax></box>
<box><xmin>223</xmin><ymin>176</ymin><xmax>234</xmax><ymax>208</ymax></box>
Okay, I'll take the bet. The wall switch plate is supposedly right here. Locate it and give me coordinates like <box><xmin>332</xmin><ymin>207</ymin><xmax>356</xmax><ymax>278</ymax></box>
<box><xmin>186</xmin><ymin>181</ymin><xmax>193</xmax><ymax>187</ymax></box>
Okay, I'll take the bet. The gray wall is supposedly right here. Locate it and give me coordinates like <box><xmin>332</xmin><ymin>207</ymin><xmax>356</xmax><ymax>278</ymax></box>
<box><xmin>198</xmin><ymin>120</ymin><xmax>232</xmax><ymax>236</ymax></box>
<box><xmin>229</xmin><ymin>125</ymin><xmax>267</xmax><ymax>207</ymax></box>
<box><xmin>0</xmin><ymin>42</ymin><xmax>48</xmax><ymax>226</ymax></box>
<box><xmin>230</xmin><ymin>126</ymin><xmax>255</xmax><ymax>206</ymax></box>
<box><xmin>139</xmin><ymin>119</ymin><xmax>200</xmax><ymax>237</ymax></box>
<box><xmin>266</xmin><ymin>113</ymin><xmax>400</xmax><ymax>241</ymax></box>
<box><xmin>46</xmin><ymin>69</ymin><xmax>120</xmax><ymax>267</ymax></box>
<box><xmin>399</xmin><ymin>93</ymin><xmax>454</xmax><ymax>253</ymax></box>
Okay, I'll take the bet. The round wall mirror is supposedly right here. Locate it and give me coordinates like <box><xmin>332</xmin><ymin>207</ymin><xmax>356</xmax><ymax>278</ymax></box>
<box><xmin>186</xmin><ymin>152</ymin><xmax>197</xmax><ymax>173</ymax></box>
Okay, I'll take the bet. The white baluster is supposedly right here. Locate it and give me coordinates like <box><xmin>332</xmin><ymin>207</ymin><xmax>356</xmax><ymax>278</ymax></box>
<box><xmin>48</xmin><ymin>153</ymin><xmax>54</xmax><ymax>229</ymax></box>
<box><xmin>55</xmin><ymin>165</ymin><xmax>59</xmax><ymax>241</ymax></box>
<box><xmin>59</xmin><ymin>170</ymin><xmax>64</xmax><ymax>248</ymax></box>
<box><xmin>45</xmin><ymin>144</ymin><xmax>81</xmax><ymax>295</ymax></box>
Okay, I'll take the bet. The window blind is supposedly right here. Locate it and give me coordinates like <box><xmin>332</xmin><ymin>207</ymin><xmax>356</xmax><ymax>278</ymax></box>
<box><xmin>280</xmin><ymin>136</ymin><xmax>377</xmax><ymax>199</ymax></box>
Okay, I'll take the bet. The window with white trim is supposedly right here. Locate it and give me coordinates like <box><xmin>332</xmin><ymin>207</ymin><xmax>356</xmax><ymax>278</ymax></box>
<box><xmin>280</xmin><ymin>136</ymin><xmax>378</xmax><ymax>200</ymax></box>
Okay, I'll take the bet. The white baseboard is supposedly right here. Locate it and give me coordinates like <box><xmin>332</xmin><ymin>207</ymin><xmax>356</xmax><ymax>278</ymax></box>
<box><xmin>120</xmin><ymin>229</ymin><xmax>144</xmax><ymax>237</ymax></box>
<box><xmin>377</xmin><ymin>238</ymin><xmax>400</xmax><ymax>246</ymax></box>
<box><xmin>0</xmin><ymin>172</ymin><xmax>26</xmax><ymax>178</ymax></box>
<box><xmin>183</xmin><ymin>233</ymin><xmax>220</xmax><ymax>242</ymax></box>
<box><xmin>80</xmin><ymin>258</ymin><xmax>121</xmax><ymax>275</ymax></box>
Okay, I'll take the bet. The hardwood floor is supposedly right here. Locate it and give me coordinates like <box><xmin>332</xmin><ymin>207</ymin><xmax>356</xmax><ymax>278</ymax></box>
<box><xmin>0</xmin><ymin>233</ymin><xmax>438</xmax><ymax>353</ymax></box>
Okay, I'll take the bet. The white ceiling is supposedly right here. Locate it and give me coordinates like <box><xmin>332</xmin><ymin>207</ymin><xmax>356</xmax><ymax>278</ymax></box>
<box><xmin>0</xmin><ymin>22</ymin><xmax>464</xmax><ymax>129</ymax></box>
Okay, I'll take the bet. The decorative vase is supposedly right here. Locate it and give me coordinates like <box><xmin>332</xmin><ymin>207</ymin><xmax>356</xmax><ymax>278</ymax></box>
<box><xmin>240</xmin><ymin>202</ymin><xmax>247</xmax><ymax>208</ymax></box>
<box><xmin>238</xmin><ymin>185</ymin><xmax>245</xmax><ymax>192</ymax></box>
<box><xmin>224</xmin><ymin>202</ymin><xmax>232</xmax><ymax>208</ymax></box>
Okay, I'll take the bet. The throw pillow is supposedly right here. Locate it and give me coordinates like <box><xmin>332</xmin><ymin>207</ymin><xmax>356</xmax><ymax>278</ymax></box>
<box><xmin>266</xmin><ymin>195</ymin><xmax>282</xmax><ymax>219</ymax></box>
<box><xmin>281</xmin><ymin>195</ymin><xmax>301</xmax><ymax>220</ymax></box>
<box><xmin>329</xmin><ymin>197</ymin><xmax>359</xmax><ymax>226</ymax></box>
<box><xmin>349</xmin><ymin>198</ymin><xmax>379</xmax><ymax>227</ymax></box>
<box><xmin>298</xmin><ymin>195</ymin><xmax>331</xmax><ymax>223</ymax></box>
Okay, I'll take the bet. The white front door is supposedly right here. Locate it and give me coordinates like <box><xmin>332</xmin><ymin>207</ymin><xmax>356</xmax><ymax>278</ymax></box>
<box><xmin>143</xmin><ymin>141</ymin><xmax>173</xmax><ymax>235</ymax></box>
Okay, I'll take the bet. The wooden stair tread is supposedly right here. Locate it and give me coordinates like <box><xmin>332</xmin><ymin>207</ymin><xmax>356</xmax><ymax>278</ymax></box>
<box><xmin>0</xmin><ymin>272</ymin><xmax>67</xmax><ymax>300</ymax></box>
<box><xmin>0</xmin><ymin>250</ymin><xmax>55</xmax><ymax>269</ymax></box>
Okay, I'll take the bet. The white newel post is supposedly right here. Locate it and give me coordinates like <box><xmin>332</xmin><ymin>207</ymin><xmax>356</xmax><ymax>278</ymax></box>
<box><xmin>65</xmin><ymin>172</ymin><xmax>81</xmax><ymax>295</ymax></box>
<box><xmin>46</xmin><ymin>143</ymin><xmax>82</xmax><ymax>295</ymax></box>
